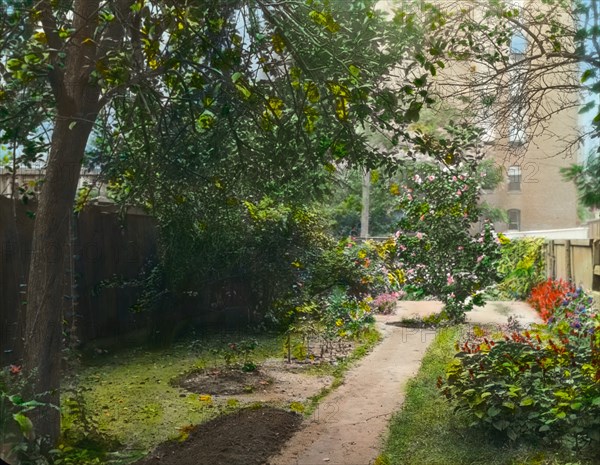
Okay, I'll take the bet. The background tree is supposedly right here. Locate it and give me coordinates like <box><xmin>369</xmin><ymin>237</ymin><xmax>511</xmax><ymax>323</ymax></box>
<box><xmin>561</xmin><ymin>153</ymin><xmax>600</xmax><ymax>209</ymax></box>
<box><xmin>424</xmin><ymin>0</ymin><xmax>596</xmax><ymax>161</ymax></box>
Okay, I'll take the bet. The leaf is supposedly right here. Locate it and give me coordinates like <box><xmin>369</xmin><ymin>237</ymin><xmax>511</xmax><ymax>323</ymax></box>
<box><xmin>9</xmin><ymin>395</ymin><xmax>24</xmax><ymax>405</ymax></box>
<box><xmin>487</xmin><ymin>406</ymin><xmax>500</xmax><ymax>417</ymax></box>
<box><xmin>581</xmin><ymin>68</ymin><xmax>595</xmax><ymax>83</ymax></box>
<box><xmin>405</xmin><ymin>101</ymin><xmax>422</xmax><ymax>123</ymax></box>
<box><xmin>519</xmin><ymin>397</ymin><xmax>534</xmax><ymax>406</ymax></box>
<box><xmin>69</xmin><ymin>121</ymin><xmax>77</xmax><ymax>130</ymax></box>
<box><xmin>13</xmin><ymin>413</ymin><xmax>35</xmax><ymax>440</ymax></box>
<box><xmin>348</xmin><ymin>64</ymin><xmax>360</xmax><ymax>78</ymax></box>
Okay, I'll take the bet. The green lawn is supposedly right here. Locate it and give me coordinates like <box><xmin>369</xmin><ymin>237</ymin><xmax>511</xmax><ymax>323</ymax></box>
<box><xmin>59</xmin><ymin>326</ymin><xmax>381</xmax><ymax>463</ymax></box>
<box><xmin>380</xmin><ymin>326</ymin><xmax>595</xmax><ymax>465</ymax></box>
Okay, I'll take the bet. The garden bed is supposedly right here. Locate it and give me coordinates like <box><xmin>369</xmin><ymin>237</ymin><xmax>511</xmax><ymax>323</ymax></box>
<box><xmin>131</xmin><ymin>407</ymin><xmax>302</xmax><ymax>465</ymax></box>
<box><xmin>172</xmin><ymin>359</ymin><xmax>334</xmax><ymax>402</ymax></box>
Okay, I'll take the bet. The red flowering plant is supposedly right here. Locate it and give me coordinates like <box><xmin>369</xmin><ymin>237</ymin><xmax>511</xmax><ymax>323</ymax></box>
<box><xmin>439</xmin><ymin>286</ymin><xmax>600</xmax><ymax>452</ymax></box>
<box><xmin>527</xmin><ymin>278</ymin><xmax>576</xmax><ymax>322</ymax></box>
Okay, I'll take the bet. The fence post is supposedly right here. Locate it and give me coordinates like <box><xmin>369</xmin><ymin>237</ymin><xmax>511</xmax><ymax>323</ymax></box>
<box><xmin>547</xmin><ymin>240</ymin><xmax>555</xmax><ymax>279</ymax></box>
<box><xmin>565</xmin><ymin>240</ymin><xmax>572</xmax><ymax>282</ymax></box>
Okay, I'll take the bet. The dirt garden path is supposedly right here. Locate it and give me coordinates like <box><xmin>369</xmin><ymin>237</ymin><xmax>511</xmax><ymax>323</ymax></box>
<box><xmin>268</xmin><ymin>300</ymin><xmax>541</xmax><ymax>465</ymax></box>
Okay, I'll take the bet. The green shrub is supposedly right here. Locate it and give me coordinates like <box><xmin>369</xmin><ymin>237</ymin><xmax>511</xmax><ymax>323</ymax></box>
<box><xmin>497</xmin><ymin>237</ymin><xmax>545</xmax><ymax>299</ymax></box>
<box><xmin>440</xmin><ymin>287</ymin><xmax>600</xmax><ymax>452</ymax></box>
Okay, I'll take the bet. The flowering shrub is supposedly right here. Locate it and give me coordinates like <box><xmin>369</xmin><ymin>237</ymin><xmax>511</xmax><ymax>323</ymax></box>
<box><xmin>440</xmin><ymin>286</ymin><xmax>600</xmax><ymax>450</ymax></box>
<box><xmin>390</xmin><ymin>163</ymin><xmax>502</xmax><ymax>322</ymax></box>
<box><xmin>527</xmin><ymin>278</ymin><xmax>575</xmax><ymax>322</ymax></box>
<box><xmin>321</xmin><ymin>286</ymin><xmax>375</xmax><ymax>338</ymax></box>
<box><xmin>370</xmin><ymin>291</ymin><xmax>404</xmax><ymax>314</ymax></box>
<box><xmin>337</xmin><ymin>237</ymin><xmax>404</xmax><ymax>297</ymax></box>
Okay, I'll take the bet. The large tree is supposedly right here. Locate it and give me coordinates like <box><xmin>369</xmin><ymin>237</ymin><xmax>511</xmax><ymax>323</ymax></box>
<box><xmin>0</xmin><ymin>0</ymin><xmax>451</xmax><ymax>446</ymax></box>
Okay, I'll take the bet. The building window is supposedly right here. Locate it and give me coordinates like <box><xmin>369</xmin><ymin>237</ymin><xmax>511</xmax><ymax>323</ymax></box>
<box><xmin>507</xmin><ymin>165</ymin><xmax>521</xmax><ymax>191</ymax></box>
<box><xmin>507</xmin><ymin>209</ymin><xmax>521</xmax><ymax>230</ymax></box>
<box><xmin>508</xmin><ymin>29</ymin><xmax>527</xmax><ymax>146</ymax></box>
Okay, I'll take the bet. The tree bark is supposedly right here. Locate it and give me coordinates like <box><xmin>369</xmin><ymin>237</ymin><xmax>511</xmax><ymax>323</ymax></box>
<box><xmin>23</xmin><ymin>116</ymin><xmax>95</xmax><ymax>445</ymax></box>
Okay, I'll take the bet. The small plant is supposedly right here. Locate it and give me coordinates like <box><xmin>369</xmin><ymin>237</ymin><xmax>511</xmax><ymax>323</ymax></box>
<box><xmin>370</xmin><ymin>292</ymin><xmax>403</xmax><ymax>314</ymax></box>
<box><xmin>289</xmin><ymin>402</ymin><xmax>305</xmax><ymax>414</ymax></box>
<box><xmin>59</xmin><ymin>386</ymin><xmax>121</xmax><ymax>465</ymax></box>
<box><xmin>227</xmin><ymin>339</ymin><xmax>259</xmax><ymax>371</ymax></box>
<box><xmin>241</xmin><ymin>362</ymin><xmax>257</xmax><ymax>373</ymax></box>
<box><xmin>1</xmin><ymin>366</ymin><xmax>58</xmax><ymax>464</ymax></box>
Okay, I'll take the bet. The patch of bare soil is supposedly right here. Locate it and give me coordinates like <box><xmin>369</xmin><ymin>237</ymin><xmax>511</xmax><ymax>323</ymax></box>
<box><xmin>174</xmin><ymin>359</ymin><xmax>335</xmax><ymax>403</ymax></box>
<box><xmin>132</xmin><ymin>407</ymin><xmax>302</xmax><ymax>465</ymax></box>
<box><xmin>175</xmin><ymin>368</ymin><xmax>273</xmax><ymax>395</ymax></box>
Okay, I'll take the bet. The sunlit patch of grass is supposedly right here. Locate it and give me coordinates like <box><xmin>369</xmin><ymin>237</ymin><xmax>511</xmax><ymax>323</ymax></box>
<box><xmin>62</xmin><ymin>333</ymin><xmax>284</xmax><ymax>451</ymax></box>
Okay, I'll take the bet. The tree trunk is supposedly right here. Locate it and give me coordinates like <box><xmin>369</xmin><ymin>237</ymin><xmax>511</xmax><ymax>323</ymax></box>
<box><xmin>21</xmin><ymin>0</ymin><xmax>105</xmax><ymax>446</ymax></box>
<box><xmin>23</xmin><ymin>116</ymin><xmax>95</xmax><ymax>445</ymax></box>
<box><xmin>360</xmin><ymin>169</ymin><xmax>370</xmax><ymax>239</ymax></box>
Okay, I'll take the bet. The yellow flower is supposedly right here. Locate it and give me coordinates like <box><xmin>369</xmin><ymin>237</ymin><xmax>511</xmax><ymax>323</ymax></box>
<box><xmin>335</xmin><ymin>319</ymin><xmax>343</xmax><ymax>327</ymax></box>
<box><xmin>498</xmin><ymin>233</ymin><xmax>510</xmax><ymax>245</ymax></box>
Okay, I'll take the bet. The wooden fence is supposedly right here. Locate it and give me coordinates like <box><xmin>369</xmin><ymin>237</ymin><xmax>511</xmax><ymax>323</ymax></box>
<box><xmin>545</xmin><ymin>219</ymin><xmax>600</xmax><ymax>291</ymax></box>
<box><xmin>1</xmin><ymin>196</ymin><xmax>258</xmax><ymax>366</ymax></box>
<box><xmin>0</xmin><ymin>197</ymin><xmax>159</xmax><ymax>365</ymax></box>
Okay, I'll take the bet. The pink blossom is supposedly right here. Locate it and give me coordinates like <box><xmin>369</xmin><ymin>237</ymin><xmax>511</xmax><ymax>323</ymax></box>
<box><xmin>447</xmin><ymin>274</ymin><xmax>455</xmax><ymax>285</ymax></box>
<box><xmin>456</xmin><ymin>190</ymin><xmax>462</xmax><ymax>196</ymax></box>
<box><xmin>452</xmin><ymin>176</ymin><xmax>457</xmax><ymax>182</ymax></box>
<box><xmin>477</xmin><ymin>255</ymin><xmax>484</xmax><ymax>263</ymax></box>
<box><xmin>419</xmin><ymin>214</ymin><xmax>425</xmax><ymax>221</ymax></box>
<box><xmin>427</xmin><ymin>175</ymin><xmax>435</xmax><ymax>181</ymax></box>
<box><xmin>416</xmin><ymin>232</ymin><xmax>423</xmax><ymax>240</ymax></box>
<box><xmin>477</xmin><ymin>237</ymin><xmax>484</xmax><ymax>243</ymax></box>
<box><xmin>458</xmin><ymin>174</ymin><xmax>465</xmax><ymax>180</ymax></box>
<box><xmin>407</xmin><ymin>194</ymin><xmax>413</xmax><ymax>201</ymax></box>
<box><xmin>399</xmin><ymin>244</ymin><xmax>407</xmax><ymax>251</ymax></box>
<box><xmin>449</xmin><ymin>292</ymin><xmax>455</xmax><ymax>299</ymax></box>
<box><xmin>457</xmin><ymin>246</ymin><xmax>463</xmax><ymax>251</ymax></box>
